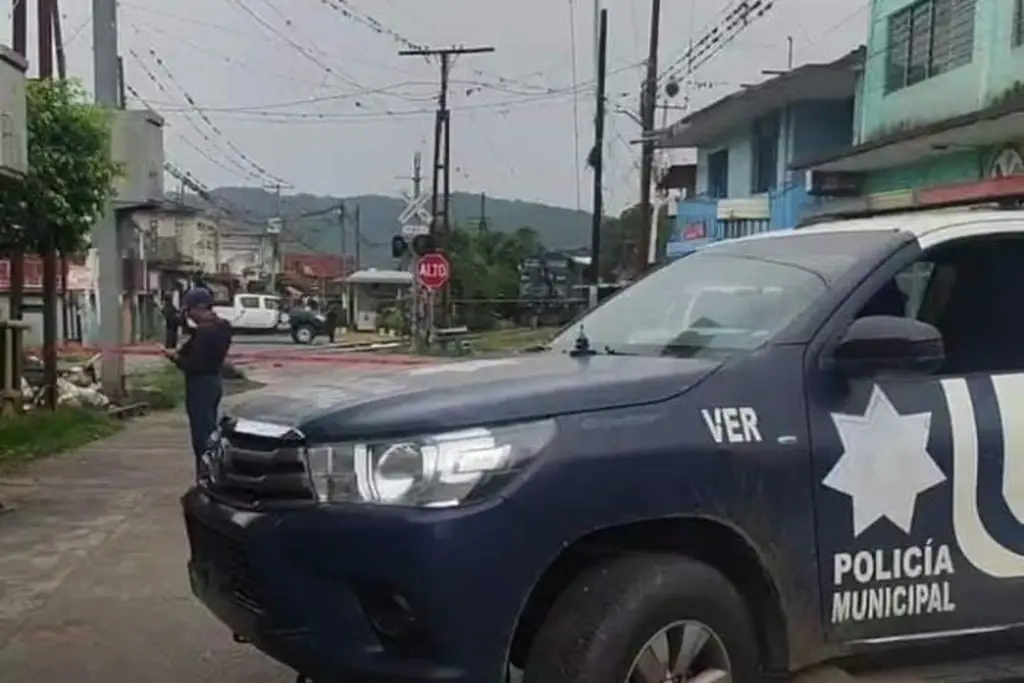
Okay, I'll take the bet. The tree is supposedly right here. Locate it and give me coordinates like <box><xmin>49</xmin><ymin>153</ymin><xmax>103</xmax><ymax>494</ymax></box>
<box><xmin>599</xmin><ymin>203</ymin><xmax>674</xmax><ymax>279</ymax></box>
<box><xmin>0</xmin><ymin>78</ymin><xmax>119</xmax><ymax>254</ymax></box>
<box><xmin>448</xmin><ymin>223</ymin><xmax>544</xmax><ymax>329</ymax></box>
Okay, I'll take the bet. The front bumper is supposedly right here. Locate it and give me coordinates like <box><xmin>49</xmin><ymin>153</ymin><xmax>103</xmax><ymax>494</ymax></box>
<box><xmin>181</xmin><ymin>487</ymin><xmax>548</xmax><ymax>682</ymax></box>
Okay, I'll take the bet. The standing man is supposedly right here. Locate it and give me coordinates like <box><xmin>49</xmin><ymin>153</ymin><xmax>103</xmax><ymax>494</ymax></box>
<box><xmin>325</xmin><ymin>300</ymin><xmax>339</xmax><ymax>343</ymax></box>
<box><xmin>161</xmin><ymin>293</ymin><xmax>180</xmax><ymax>349</ymax></box>
<box><xmin>163</xmin><ymin>288</ymin><xmax>233</xmax><ymax>470</ymax></box>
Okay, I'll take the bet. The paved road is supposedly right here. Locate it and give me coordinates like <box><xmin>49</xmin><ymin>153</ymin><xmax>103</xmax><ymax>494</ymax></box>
<box><xmin>0</xmin><ymin>366</ymin><xmax>389</xmax><ymax>683</ymax></box>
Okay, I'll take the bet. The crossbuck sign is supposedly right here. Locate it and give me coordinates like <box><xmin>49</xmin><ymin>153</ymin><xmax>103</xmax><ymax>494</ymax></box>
<box><xmin>399</xmin><ymin>191</ymin><xmax>431</xmax><ymax>236</ymax></box>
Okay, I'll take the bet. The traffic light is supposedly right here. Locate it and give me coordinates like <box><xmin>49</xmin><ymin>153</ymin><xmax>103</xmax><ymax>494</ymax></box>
<box><xmin>411</xmin><ymin>234</ymin><xmax>434</xmax><ymax>255</ymax></box>
<box><xmin>391</xmin><ymin>235</ymin><xmax>408</xmax><ymax>258</ymax></box>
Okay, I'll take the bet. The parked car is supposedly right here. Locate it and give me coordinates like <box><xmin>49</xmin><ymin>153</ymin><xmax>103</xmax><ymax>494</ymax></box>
<box><xmin>183</xmin><ymin>206</ymin><xmax>1024</xmax><ymax>683</ymax></box>
<box><xmin>287</xmin><ymin>307</ymin><xmax>328</xmax><ymax>344</ymax></box>
<box><xmin>212</xmin><ymin>294</ymin><xmax>284</xmax><ymax>332</ymax></box>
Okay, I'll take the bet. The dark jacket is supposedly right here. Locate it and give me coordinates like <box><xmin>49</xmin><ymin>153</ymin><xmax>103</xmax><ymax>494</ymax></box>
<box><xmin>176</xmin><ymin>318</ymin><xmax>233</xmax><ymax>377</ymax></box>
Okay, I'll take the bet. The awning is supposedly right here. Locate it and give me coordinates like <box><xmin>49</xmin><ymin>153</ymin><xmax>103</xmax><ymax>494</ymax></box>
<box><xmin>792</xmin><ymin>93</ymin><xmax>1024</xmax><ymax>172</ymax></box>
<box><xmin>655</xmin><ymin>47</ymin><xmax>864</xmax><ymax>149</ymax></box>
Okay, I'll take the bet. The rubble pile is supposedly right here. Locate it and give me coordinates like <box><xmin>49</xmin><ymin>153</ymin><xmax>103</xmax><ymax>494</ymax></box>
<box><xmin>21</xmin><ymin>353</ymin><xmax>111</xmax><ymax>410</ymax></box>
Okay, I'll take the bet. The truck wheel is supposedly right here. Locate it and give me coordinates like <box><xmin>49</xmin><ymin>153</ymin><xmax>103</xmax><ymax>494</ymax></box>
<box><xmin>293</xmin><ymin>325</ymin><xmax>315</xmax><ymax>344</ymax></box>
<box><xmin>523</xmin><ymin>554</ymin><xmax>759</xmax><ymax>683</ymax></box>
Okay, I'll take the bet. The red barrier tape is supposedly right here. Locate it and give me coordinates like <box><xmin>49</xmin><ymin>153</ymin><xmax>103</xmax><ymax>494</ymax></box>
<box><xmin>27</xmin><ymin>344</ymin><xmax>433</xmax><ymax>366</ymax></box>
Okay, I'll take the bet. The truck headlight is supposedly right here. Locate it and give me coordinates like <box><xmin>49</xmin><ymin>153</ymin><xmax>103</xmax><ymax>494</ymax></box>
<box><xmin>301</xmin><ymin>419</ymin><xmax>556</xmax><ymax>507</ymax></box>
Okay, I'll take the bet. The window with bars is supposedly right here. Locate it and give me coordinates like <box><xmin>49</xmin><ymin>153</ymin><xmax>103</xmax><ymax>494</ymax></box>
<box><xmin>707</xmin><ymin>149</ymin><xmax>729</xmax><ymax>199</ymax></box>
<box><xmin>1014</xmin><ymin>0</ymin><xmax>1024</xmax><ymax>46</ymax></box>
<box><xmin>750</xmin><ymin>114</ymin><xmax>779</xmax><ymax>194</ymax></box>
<box><xmin>885</xmin><ymin>0</ymin><xmax>976</xmax><ymax>93</ymax></box>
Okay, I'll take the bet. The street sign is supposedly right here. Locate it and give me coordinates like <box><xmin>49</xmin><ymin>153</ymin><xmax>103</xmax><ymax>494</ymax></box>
<box><xmin>417</xmin><ymin>252</ymin><xmax>450</xmax><ymax>290</ymax></box>
<box><xmin>398</xmin><ymin>191</ymin><xmax>431</xmax><ymax>225</ymax></box>
<box><xmin>401</xmin><ymin>222</ymin><xmax>429</xmax><ymax>237</ymax></box>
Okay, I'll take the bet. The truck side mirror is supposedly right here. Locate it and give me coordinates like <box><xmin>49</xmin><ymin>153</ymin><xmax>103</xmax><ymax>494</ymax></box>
<box><xmin>828</xmin><ymin>315</ymin><xmax>944</xmax><ymax>377</ymax></box>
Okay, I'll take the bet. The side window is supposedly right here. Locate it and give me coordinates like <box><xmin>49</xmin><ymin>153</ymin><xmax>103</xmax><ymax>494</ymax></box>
<box><xmin>857</xmin><ymin>234</ymin><xmax>1024</xmax><ymax>375</ymax></box>
<box><xmin>239</xmin><ymin>296</ymin><xmax>260</xmax><ymax>309</ymax></box>
<box><xmin>263</xmin><ymin>298</ymin><xmax>278</xmax><ymax>309</ymax></box>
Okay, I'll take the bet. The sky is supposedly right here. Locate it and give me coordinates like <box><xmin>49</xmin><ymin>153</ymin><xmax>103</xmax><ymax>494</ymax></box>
<box><xmin>4</xmin><ymin>0</ymin><xmax>868</xmax><ymax>212</ymax></box>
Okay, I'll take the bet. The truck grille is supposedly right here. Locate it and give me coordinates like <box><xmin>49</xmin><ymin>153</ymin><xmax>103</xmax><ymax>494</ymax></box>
<box><xmin>204</xmin><ymin>422</ymin><xmax>315</xmax><ymax>507</ymax></box>
<box><xmin>185</xmin><ymin>512</ymin><xmax>262</xmax><ymax>613</ymax></box>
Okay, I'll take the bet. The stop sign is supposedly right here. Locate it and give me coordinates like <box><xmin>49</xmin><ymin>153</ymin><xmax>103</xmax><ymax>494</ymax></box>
<box><xmin>417</xmin><ymin>252</ymin><xmax>450</xmax><ymax>290</ymax></box>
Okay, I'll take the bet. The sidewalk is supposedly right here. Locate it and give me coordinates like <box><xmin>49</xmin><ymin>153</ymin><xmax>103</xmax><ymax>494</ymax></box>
<box><xmin>0</xmin><ymin>410</ymin><xmax>291</xmax><ymax>683</ymax></box>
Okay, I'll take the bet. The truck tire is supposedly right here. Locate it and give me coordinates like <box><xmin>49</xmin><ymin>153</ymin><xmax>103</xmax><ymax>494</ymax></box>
<box><xmin>523</xmin><ymin>554</ymin><xmax>759</xmax><ymax>683</ymax></box>
<box><xmin>292</xmin><ymin>324</ymin><xmax>315</xmax><ymax>344</ymax></box>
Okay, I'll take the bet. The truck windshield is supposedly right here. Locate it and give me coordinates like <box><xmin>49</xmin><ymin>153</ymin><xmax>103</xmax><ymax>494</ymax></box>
<box><xmin>549</xmin><ymin>252</ymin><xmax>827</xmax><ymax>358</ymax></box>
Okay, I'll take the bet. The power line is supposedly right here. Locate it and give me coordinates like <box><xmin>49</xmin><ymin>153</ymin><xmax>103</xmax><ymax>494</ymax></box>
<box><xmin>140</xmin><ymin>45</ymin><xmax>292</xmax><ymax>185</ymax></box>
<box><xmin>126</xmin><ymin>48</ymin><xmax>263</xmax><ymax>181</ymax></box>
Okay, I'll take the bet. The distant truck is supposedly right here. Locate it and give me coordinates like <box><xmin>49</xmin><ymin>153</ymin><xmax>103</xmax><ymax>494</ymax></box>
<box><xmin>211</xmin><ymin>294</ymin><xmax>286</xmax><ymax>333</ymax></box>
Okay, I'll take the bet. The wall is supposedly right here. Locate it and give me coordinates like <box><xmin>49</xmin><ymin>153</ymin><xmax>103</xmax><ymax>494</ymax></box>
<box><xmin>685</xmin><ymin>98</ymin><xmax>854</xmax><ymax>231</ymax></box>
<box><xmin>694</xmin><ymin>129</ymin><xmax>754</xmax><ymax>197</ymax></box>
<box><xmin>133</xmin><ymin>209</ymin><xmax>220</xmax><ymax>272</ymax></box>
<box><xmin>0</xmin><ymin>294</ymin><xmax>68</xmax><ymax>345</ymax></box>
<box><xmin>693</xmin><ymin>99</ymin><xmax>854</xmax><ymax>202</ymax></box>
<box><xmin>218</xmin><ymin>232</ymin><xmax>265</xmax><ymax>275</ymax></box>
<box><xmin>790</xmin><ymin>100</ymin><xmax>856</xmax><ymax>163</ymax></box>
<box><xmin>863</xmin><ymin>148</ymin><xmax>984</xmax><ymax>193</ymax></box>
<box><xmin>859</xmin><ymin>0</ymin><xmax>1024</xmax><ymax>143</ymax></box>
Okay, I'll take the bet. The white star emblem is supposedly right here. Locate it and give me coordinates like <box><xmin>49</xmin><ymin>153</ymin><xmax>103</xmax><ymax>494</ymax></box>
<box><xmin>823</xmin><ymin>385</ymin><xmax>946</xmax><ymax>537</ymax></box>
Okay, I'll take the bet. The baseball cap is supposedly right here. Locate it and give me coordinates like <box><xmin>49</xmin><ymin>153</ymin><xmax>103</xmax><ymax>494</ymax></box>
<box><xmin>182</xmin><ymin>287</ymin><xmax>213</xmax><ymax>308</ymax></box>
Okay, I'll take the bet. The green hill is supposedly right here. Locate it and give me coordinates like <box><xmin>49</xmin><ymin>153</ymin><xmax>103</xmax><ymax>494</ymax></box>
<box><xmin>197</xmin><ymin>187</ymin><xmax>594</xmax><ymax>268</ymax></box>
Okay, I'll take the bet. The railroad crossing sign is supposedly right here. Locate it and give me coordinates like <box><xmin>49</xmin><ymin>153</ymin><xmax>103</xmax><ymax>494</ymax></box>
<box><xmin>399</xmin><ymin>191</ymin><xmax>431</xmax><ymax>224</ymax></box>
<box><xmin>417</xmin><ymin>252</ymin><xmax>450</xmax><ymax>290</ymax></box>
<box><xmin>399</xmin><ymin>191</ymin><xmax>432</xmax><ymax>237</ymax></box>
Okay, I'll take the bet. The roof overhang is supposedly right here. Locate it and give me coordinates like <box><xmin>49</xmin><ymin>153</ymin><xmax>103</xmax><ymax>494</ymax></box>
<box><xmin>656</xmin><ymin>47</ymin><xmax>864</xmax><ymax>149</ymax></box>
<box><xmin>792</xmin><ymin>94</ymin><xmax>1024</xmax><ymax>172</ymax></box>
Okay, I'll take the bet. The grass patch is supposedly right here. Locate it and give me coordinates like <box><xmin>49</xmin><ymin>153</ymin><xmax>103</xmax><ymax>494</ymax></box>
<box><xmin>130</xmin><ymin>362</ymin><xmax>185</xmax><ymax>409</ymax></box>
<box><xmin>470</xmin><ymin>327</ymin><xmax>557</xmax><ymax>353</ymax></box>
<box><xmin>0</xmin><ymin>408</ymin><xmax>121</xmax><ymax>471</ymax></box>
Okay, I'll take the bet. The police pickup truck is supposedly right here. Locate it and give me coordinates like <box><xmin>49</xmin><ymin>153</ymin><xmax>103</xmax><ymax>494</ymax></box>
<box><xmin>182</xmin><ymin>210</ymin><xmax>1024</xmax><ymax>683</ymax></box>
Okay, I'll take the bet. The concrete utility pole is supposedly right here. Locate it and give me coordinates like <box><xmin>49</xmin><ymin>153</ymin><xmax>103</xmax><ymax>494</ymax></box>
<box><xmin>399</xmin><ymin>45</ymin><xmax>493</xmax><ymax>325</ymax></box>
<box><xmin>637</xmin><ymin>0</ymin><xmax>662</xmax><ymax>275</ymax></box>
<box><xmin>93</xmin><ymin>0</ymin><xmax>126</xmax><ymax>397</ymax></box>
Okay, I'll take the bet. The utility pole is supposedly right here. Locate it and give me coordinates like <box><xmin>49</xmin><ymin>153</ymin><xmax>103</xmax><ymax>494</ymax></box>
<box><xmin>38</xmin><ymin>0</ymin><xmax>57</xmax><ymax>409</ymax></box>
<box><xmin>265</xmin><ymin>182</ymin><xmax>288</xmax><ymax>293</ymax></box>
<box><xmin>399</xmin><ymin>45</ymin><xmax>493</xmax><ymax>325</ymax></box>
<box><xmin>590</xmin><ymin>9</ymin><xmax>608</xmax><ymax>308</ymax></box>
<box><xmin>9</xmin><ymin>0</ymin><xmax>26</xmax><ymax>321</ymax></box>
<box><xmin>395</xmin><ymin>152</ymin><xmax>425</xmax><ymax>350</ymax></box>
<box><xmin>478</xmin><ymin>192</ymin><xmax>487</xmax><ymax>232</ymax></box>
<box><xmin>637</xmin><ymin>0</ymin><xmax>662</xmax><ymax>275</ymax></box>
<box><xmin>53</xmin><ymin>0</ymin><xmax>66</xmax><ymax>78</ymax></box>
<box><xmin>93</xmin><ymin>0</ymin><xmax>125</xmax><ymax>398</ymax></box>
<box><xmin>53</xmin><ymin>0</ymin><xmax>68</xmax><ymax>344</ymax></box>
<box><xmin>339</xmin><ymin>201</ymin><xmax>346</xmax><ymax>263</ymax></box>
<box><xmin>354</xmin><ymin>205</ymin><xmax>361</xmax><ymax>269</ymax></box>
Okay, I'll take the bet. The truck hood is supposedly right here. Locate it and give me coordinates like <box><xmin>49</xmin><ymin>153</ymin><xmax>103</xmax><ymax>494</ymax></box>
<box><xmin>231</xmin><ymin>353</ymin><xmax>719</xmax><ymax>441</ymax></box>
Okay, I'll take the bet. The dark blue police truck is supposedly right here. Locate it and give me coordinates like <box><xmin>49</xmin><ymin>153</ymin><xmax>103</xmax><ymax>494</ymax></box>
<box><xmin>183</xmin><ymin>208</ymin><xmax>1024</xmax><ymax>683</ymax></box>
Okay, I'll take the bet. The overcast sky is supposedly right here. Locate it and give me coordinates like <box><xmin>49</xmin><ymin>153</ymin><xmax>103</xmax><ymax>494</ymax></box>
<box><xmin>4</xmin><ymin>0</ymin><xmax>867</xmax><ymax>212</ymax></box>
